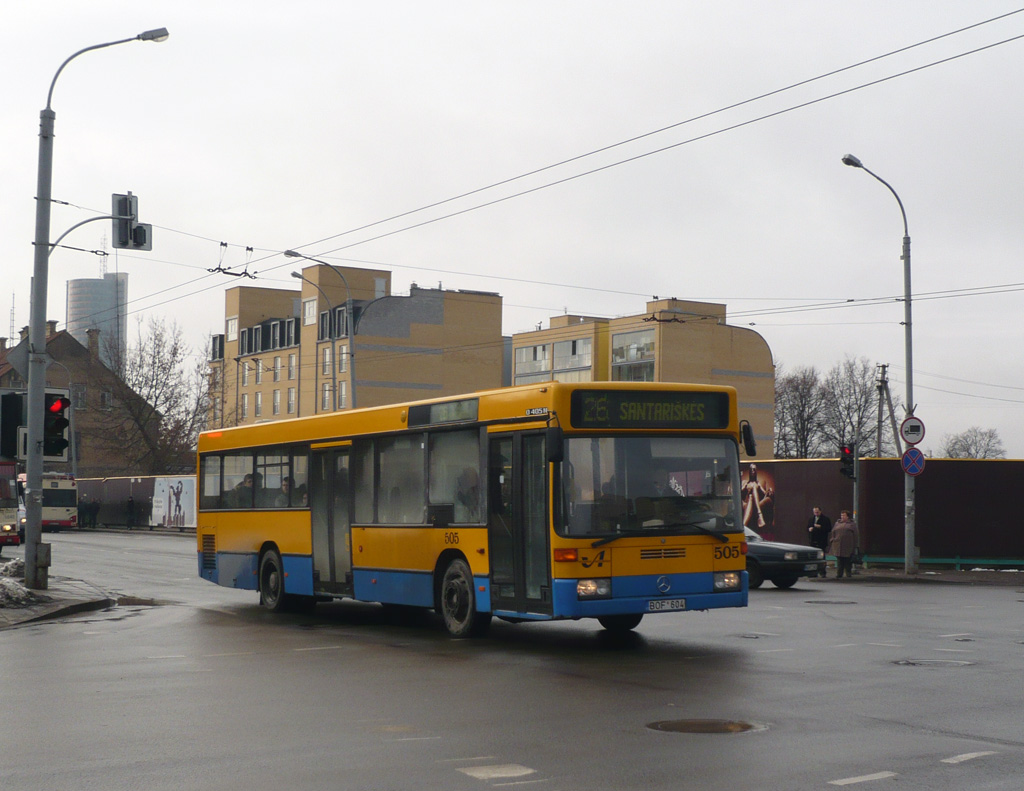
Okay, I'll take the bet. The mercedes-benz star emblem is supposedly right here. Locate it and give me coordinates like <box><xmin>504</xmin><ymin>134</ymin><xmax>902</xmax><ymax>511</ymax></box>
<box><xmin>656</xmin><ymin>576</ymin><xmax>671</xmax><ymax>594</ymax></box>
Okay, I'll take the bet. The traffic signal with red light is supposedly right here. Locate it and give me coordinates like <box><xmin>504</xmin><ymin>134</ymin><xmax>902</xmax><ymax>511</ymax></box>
<box><xmin>839</xmin><ymin>443</ymin><xmax>856</xmax><ymax>479</ymax></box>
<box><xmin>43</xmin><ymin>391</ymin><xmax>72</xmax><ymax>461</ymax></box>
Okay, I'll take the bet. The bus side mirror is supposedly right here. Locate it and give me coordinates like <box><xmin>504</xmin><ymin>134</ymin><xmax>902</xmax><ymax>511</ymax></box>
<box><xmin>546</xmin><ymin>425</ymin><xmax>564</xmax><ymax>463</ymax></box>
<box><xmin>740</xmin><ymin>420</ymin><xmax>757</xmax><ymax>457</ymax></box>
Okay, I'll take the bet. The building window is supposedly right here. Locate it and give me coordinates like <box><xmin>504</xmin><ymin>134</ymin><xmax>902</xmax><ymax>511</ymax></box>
<box><xmin>514</xmin><ymin>343</ymin><xmax>552</xmax><ymax>385</ymax></box>
<box><xmin>287</xmin><ymin>387</ymin><xmax>296</xmax><ymax>414</ymax></box>
<box><xmin>71</xmin><ymin>383</ymin><xmax>87</xmax><ymax>410</ymax></box>
<box><xmin>319</xmin><ymin>311</ymin><xmax>332</xmax><ymax>341</ymax></box>
<box><xmin>273</xmin><ymin>356</ymin><xmax>281</xmax><ymax>382</ymax></box>
<box><xmin>100</xmin><ymin>391</ymin><xmax>113</xmax><ymax>410</ymax></box>
<box><xmin>337</xmin><ymin>380</ymin><xmax>347</xmax><ymax>409</ymax></box>
<box><xmin>226</xmin><ymin>316</ymin><xmax>238</xmax><ymax>342</ymax></box>
<box><xmin>213</xmin><ymin>397</ymin><xmax>222</xmax><ymax>424</ymax></box>
<box><xmin>612</xmin><ymin>329</ymin><xmax>655</xmax><ymax>382</ymax></box>
<box><xmin>288</xmin><ymin>353</ymin><xmax>297</xmax><ymax>380</ymax></box>
<box><xmin>303</xmin><ymin>298</ymin><xmax>317</xmax><ymax>326</ymax></box>
<box><xmin>241</xmin><ymin>362</ymin><xmax>249</xmax><ymax>387</ymax></box>
<box><xmin>271</xmin><ymin>322</ymin><xmax>280</xmax><ymax>349</ymax></box>
<box><xmin>254</xmin><ymin>391</ymin><xmax>263</xmax><ymax>418</ymax></box>
<box><xmin>322</xmin><ymin>346</ymin><xmax>333</xmax><ymax>376</ymax></box>
<box><xmin>321</xmin><ymin>382</ymin><xmax>333</xmax><ymax>411</ymax></box>
<box><xmin>338</xmin><ymin>343</ymin><xmax>348</xmax><ymax>373</ymax></box>
<box><xmin>241</xmin><ymin>393</ymin><xmax>249</xmax><ymax>419</ymax></box>
<box><xmin>255</xmin><ymin>359</ymin><xmax>263</xmax><ymax>385</ymax></box>
<box><xmin>272</xmin><ymin>389</ymin><xmax>281</xmax><ymax>415</ymax></box>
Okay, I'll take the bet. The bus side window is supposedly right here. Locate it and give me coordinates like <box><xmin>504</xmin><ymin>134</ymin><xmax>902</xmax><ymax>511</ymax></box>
<box><xmin>200</xmin><ymin>455</ymin><xmax>222</xmax><ymax>510</ymax></box>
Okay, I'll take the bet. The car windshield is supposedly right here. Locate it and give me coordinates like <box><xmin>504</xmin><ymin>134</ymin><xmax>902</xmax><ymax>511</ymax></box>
<box><xmin>555</xmin><ymin>436</ymin><xmax>741</xmax><ymax>539</ymax></box>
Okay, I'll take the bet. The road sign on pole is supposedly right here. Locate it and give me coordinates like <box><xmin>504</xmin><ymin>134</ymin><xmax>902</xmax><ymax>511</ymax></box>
<box><xmin>901</xmin><ymin>446</ymin><xmax>926</xmax><ymax>476</ymax></box>
<box><xmin>900</xmin><ymin>416</ymin><xmax>925</xmax><ymax>446</ymax></box>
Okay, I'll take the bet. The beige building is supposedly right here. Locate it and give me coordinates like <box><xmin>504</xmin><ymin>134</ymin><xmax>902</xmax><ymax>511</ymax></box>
<box><xmin>511</xmin><ymin>298</ymin><xmax>775</xmax><ymax>445</ymax></box>
<box><xmin>207</xmin><ymin>263</ymin><xmax>505</xmax><ymax>427</ymax></box>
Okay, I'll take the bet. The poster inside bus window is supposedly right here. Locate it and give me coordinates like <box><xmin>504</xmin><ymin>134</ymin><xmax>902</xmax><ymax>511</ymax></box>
<box><xmin>570</xmin><ymin>390</ymin><xmax>729</xmax><ymax>429</ymax></box>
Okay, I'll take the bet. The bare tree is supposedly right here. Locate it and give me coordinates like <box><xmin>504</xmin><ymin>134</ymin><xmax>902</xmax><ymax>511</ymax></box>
<box><xmin>818</xmin><ymin>355</ymin><xmax>889</xmax><ymax>456</ymax></box>
<box><xmin>939</xmin><ymin>427</ymin><xmax>1006</xmax><ymax>459</ymax></box>
<box><xmin>774</xmin><ymin>364</ymin><xmax>828</xmax><ymax>458</ymax></box>
<box><xmin>96</xmin><ymin>317</ymin><xmax>208</xmax><ymax>474</ymax></box>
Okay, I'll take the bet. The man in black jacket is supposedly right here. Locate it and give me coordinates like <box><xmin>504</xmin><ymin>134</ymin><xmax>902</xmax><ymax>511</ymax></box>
<box><xmin>807</xmin><ymin>506</ymin><xmax>831</xmax><ymax>577</ymax></box>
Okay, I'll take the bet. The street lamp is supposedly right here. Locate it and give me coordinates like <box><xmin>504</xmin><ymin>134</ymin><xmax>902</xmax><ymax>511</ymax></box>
<box><xmin>290</xmin><ymin>271</ymin><xmax>336</xmax><ymax>414</ymax></box>
<box><xmin>284</xmin><ymin>251</ymin><xmax>358</xmax><ymax>409</ymax></box>
<box><xmin>842</xmin><ymin>153</ymin><xmax>916</xmax><ymax>575</ymax></box>
<box><xmin>24</xmin><ymin>28</ymin><xmax>169</xmax><ymax>590</ymax></box>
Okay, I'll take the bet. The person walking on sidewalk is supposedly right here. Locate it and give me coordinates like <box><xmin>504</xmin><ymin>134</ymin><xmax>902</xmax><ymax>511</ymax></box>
<box><xmin>828</xmin><ymin>510</ymin><xmax>860</xmax><ymax>579</ymax></box>
<box><xmin>807</xmin><ymin>506</ymin><xmax>832</xmax><ymax>577</ymax></box>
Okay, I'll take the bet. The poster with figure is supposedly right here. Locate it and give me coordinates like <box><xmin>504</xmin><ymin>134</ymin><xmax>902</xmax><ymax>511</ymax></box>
<box><xmin>741</xmin><ymin>463</ymin><xmax>776</xmax><ymax>539</ymax></box>
<box><xmin>151</xmin><ymin>477</ymin><xmax>196</xmax><ymax>529</ymax></box>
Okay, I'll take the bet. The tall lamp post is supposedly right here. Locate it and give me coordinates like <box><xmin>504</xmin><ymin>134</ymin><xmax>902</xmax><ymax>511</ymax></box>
<box><xmin>290</xmin><ymin>272</ymin><xmax>336</xmax><ymax>413</ymax></box>
<box><xmin>25</xmin><ymin>28</ymin><xmax>169</xmax><ymax>590</ymax></box>
<box><xmin>841</xmin><ymin>153</ymin><xmax>917</xmax><ymax>574</ymax></box>
<box><xmin>285</xmin><ymin>251</ymin><xmax>358</xmax><ymax>409</ymax></box>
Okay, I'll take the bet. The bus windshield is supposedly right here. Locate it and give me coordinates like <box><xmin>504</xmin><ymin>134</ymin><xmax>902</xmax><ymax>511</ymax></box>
<box><xmin>556</xmin><ymin>436</ymin><xmax>741</xmax><ymax>538</ymax></box>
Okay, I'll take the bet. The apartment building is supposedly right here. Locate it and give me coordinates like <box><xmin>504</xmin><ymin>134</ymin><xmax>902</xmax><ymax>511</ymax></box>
<box><xmin>510</xmin><ymin>298</ymin><xmax>775</xmax><ymax>445</ymax></box>
<box><xmin>207</xmin><ymin>263</ymin><xmax>505</xmax><ymax>427</ymax></box>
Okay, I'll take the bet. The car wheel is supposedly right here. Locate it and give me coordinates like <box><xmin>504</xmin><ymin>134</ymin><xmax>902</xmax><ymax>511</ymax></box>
<box><xmin>771</xmin><ymin>575</ymin><xmax>799</xmax><ymax>589</ymax></box>
<box><xmin>746</xmin><ymin>562</ymin><xmax>764</xmax><ymax>589</ymax></box>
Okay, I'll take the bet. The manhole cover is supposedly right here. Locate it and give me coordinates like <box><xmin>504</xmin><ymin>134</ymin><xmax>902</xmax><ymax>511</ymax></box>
<box><xmin>647</xmin><ymin>719</ymin><xmax>765</xmax><ymax>734</ymax></box>
<box><xmin>893</xmin><ymin>659</ymin><xmax>974</xmax><ymax>667</ymax></box>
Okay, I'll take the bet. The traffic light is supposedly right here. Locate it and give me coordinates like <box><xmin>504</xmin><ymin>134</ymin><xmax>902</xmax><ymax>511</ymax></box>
<box><xmin>0</xmin><ymin>391</ymin><xmax>25</xmax><ymax>459</ymax></box>
<box><xmin>112</xmin><ymin>192</ymin><xmax>153</xmax><ymax>251</ymax></box>
<box><xmin>839</xmin><ymin>443</ymin><xmax>856</xmax><ymax>479</ymax></box>
<box><xmin>43</xmin><ymin>391</ymin><xmax>72</xmax><ymax>461</ymax></box>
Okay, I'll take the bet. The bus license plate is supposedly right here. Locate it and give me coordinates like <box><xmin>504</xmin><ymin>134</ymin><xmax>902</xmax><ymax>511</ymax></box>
<box><xmin>648</xmin><ymin>598</ymin><xmax>686</xmax><ymax>612</ymax></box>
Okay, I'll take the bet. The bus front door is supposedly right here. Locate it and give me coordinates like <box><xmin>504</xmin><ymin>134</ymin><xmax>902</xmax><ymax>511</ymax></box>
<box><xmin>487</xmin><ymin>433</ymin><xmax>552</xmax><ymax>617</ymax></box>
<box><xmin>310</xmin><ymin>450</ymin><xmax>352</xmax><ymax>595</ymax></box>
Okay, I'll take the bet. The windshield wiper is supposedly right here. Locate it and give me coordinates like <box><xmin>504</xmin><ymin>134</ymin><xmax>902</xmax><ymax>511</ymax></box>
<box><xmin>657</xmin><ymin>519</ymin><xmax>731</xmax><ymax>542</ymax></box>
<box><xmin>590</xmin><ymin>529</ymin><xmax>648</xmax><ymax>548</ymax></box>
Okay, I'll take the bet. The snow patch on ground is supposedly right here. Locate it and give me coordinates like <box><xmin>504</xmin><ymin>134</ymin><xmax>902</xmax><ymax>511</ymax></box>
<box><xmin>0</xmin><ymin>559</ymin><xmax>36</xmax><ymax>608</ymax></box>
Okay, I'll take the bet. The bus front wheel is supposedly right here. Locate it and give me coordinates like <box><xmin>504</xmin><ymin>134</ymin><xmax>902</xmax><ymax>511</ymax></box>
<box><xmin>598</xmin><ymin>614</ymin><xmax>643</xmax><ymax>632</ymax></box>
<box><xmin>259</xmin><ymin>549</ymin><xmax>287</xmax><ymax>612</ymax></box>
<box><xmin>440</xmin><ymin>559</ymin><xmax>490</xmax><ymax>638</ymax></box>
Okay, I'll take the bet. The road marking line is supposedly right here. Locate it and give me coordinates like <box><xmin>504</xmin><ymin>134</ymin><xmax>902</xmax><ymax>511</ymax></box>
<box><xmin>828</xmin><ymin>771</ymin><xmax>898</xmax><ymax>785</ymax></box>
<box><xmin>493</xmin><ymin>780</ymin><xmax>551</xmax><ymax>787</ymax></box>
<box><xmin>437</xmin><ymin>756</ymin><xmax>496</xmax><ymax>764</ymax></box>
<box><xmin>459</xmin><ymin>764</ymin><xmax>536</xmax><ymax>781</ymax></box>
<box><xmin>292</xmin><ymin>645</ymin><xmax>345</xmax><ymax>652</ymax></box>
<box><xmin>939</xmin><ymin>633</ymin><xmax>972</xmax><ymax>637</ymax></box>
<box><xmin>832</xmin><ymin>643</ymin><xmax>859</xmax><ymax>647</ymax></box>
<box><xmin>867</xmin><ymin>643</ymin><xmax>901</xmax><ymax>647</ymax></box>
<box><xmin>941</xmin><ymin>751</ymin><xmax>997</xmax><ymax>764</ymax></box>
<box><xmin>755</xmin><ymin>648</ymin><xmax>795</xmax><ymax>653</ymax></box>
<box><xmin>147</xmin><ymin>654</ymin><xmax>186</xmax><ymax>659</ymax></box>
<box><xmin>933</xmin><ymin>648</ymin><xmax>973</xmax><ymax>653</ymax></box>
<box><xmin>391</xmin><ymin>736</ymin><xmax>442</xmax><ymax>742</ymax></box>
<box><xmin>203</xmin><ymin>651</ymin><xmax>254</xmax><ymax>657</ymax></box>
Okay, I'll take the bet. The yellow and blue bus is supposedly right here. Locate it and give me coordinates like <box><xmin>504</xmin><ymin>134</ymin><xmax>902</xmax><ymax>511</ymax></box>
<box><xmin>197</xmin><ymin>382</ymin><xmax>756</xmax><ymax>636</ymax></box>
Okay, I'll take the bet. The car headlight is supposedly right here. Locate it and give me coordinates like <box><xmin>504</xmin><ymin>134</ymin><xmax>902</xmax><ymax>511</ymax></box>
<box><xmin>714</xmin><ymin>571</ymin><xmax>741</xmax><ymax>591</ymax></box>
<box><xmin>815</xmin><ymin>550</ymin><xmax>824</xmax><ymax>560</ymax></box>
<box><xmin>784</xmin><ymin>551</ymin><xmax>798</xmax><ymax>560</ymax></box>
<box><xmin>577</xmin><ymin>578</ymin><xmax>611</xmax><ymax>599</ymax></box>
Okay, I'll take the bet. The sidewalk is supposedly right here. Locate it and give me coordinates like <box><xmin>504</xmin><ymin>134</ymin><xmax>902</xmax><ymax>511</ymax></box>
<box><xmin>0</xmin><ymin>574</ymin><xmax>116</xmax><ymax>629</ymax></box>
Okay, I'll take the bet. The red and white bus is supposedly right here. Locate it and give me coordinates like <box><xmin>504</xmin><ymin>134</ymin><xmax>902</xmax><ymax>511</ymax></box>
<box><xmin>17</xmin><ymin>473</ymin><xmax>78</xmax><ymax>531</ymax></box>
<box><xmin>0</xmin><ymin>462</ymin><xmax>19</xmax><ymax>551</ymax></box>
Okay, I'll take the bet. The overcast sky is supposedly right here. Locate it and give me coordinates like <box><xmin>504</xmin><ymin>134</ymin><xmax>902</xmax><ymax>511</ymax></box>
<box><xmin>3</xmin><ymin>1</ymin><xmax>1023</xmax><ymax>456</ymax></box>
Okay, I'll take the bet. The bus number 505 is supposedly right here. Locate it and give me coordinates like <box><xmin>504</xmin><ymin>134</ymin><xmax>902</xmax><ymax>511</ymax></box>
<box><xmin>445</xmin><ymin>532</ymin><xmax>460</xmax><ymax>545</ymax></box>
<box><xmin>714</xmin><ymin>544</ymin><xmax>741</xmax><ymax>559</ymax></box>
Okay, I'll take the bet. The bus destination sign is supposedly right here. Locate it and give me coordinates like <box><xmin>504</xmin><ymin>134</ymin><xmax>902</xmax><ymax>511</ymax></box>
<box><xmin>570</xmin><ymin>390</ymin><xmax>730</xmax><ymax>430</ymax></box>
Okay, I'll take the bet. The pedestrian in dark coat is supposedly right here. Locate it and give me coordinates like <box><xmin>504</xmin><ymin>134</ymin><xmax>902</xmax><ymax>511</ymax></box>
<box><xmin>125</xmin><ymin>496</ymin><xmax>136</xmax><ymax>531</ymax></box>
<box><xmin>806</xmin><ymin>506</ymin><xmax>832</xmax><ymax>577</ymax></box>
<box><xmin>828</xmin><ymin>510</ymin><xmax>860</xmax><ymax>579</ymax></box>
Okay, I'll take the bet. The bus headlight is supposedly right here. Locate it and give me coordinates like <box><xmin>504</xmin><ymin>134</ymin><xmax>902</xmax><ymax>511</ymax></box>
<box><xmin>577</xmin><ymin>578</ymin><xmax>611</xmax><ymax>599</ymax></box>
<box><xmin>714</xmin><ymin>572</ymin><xmax>741</xmax><ymax>591</ymax></box>
<box><xmin>1</xmin><ymin>524</ymin><xmax>13</xmax><ymax>532</ymax></box>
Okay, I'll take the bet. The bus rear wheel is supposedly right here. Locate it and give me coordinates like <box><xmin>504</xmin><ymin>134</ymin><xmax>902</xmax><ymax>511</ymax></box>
<box><xmin>598</xmin><ymin>614</ymin><xmax>643</xmax><ymax>633</ymax></box>
<box><xmin>440</xmin><ymin>559</ymin><xmax>490</xmax><ymax>638</ymax></box>
<box><xmin>259</xmin><ymin>549</ymin><xmax>287</xmax><ymax>612</ymax></box>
